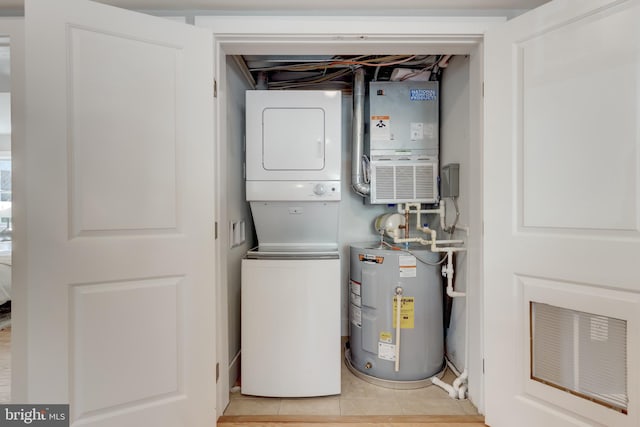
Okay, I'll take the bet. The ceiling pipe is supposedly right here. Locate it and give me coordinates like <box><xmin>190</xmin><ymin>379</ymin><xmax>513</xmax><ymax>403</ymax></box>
<box><xmin>351</xmin><ymin>67</ymin><xmax>369</xmax><ymax>196</ymax></box>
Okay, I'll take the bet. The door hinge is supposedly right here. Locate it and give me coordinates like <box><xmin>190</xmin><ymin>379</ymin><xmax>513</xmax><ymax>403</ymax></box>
<box><xmin>216</xmin><ymin>362</ymin><xmax>220</xmax><ymax>382</ymax></box>
<box><xmin>215</xmin><ymin>221</ymin><xmax>218</xmax><ymax>239</ymax></box>
<box><xmin>482</xmin><ymin>358</ymin><xmax>485</xmax><ymax>374</ymax></box>
<box><xmin>214</xmin><ymin>79</ymin><xmax>217</xmax><ymax>98</ymax></box>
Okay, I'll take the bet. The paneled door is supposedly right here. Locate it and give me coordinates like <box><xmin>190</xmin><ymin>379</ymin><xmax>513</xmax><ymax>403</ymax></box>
<box><xmin>484</xmin><ymin>0</ymin><xmax>640</xmax><ymax>426</ymax></box>
<box><xmin>25</xmin><ymin>0</ymin><xmax>216</xmax><ymax>426</ymax></box>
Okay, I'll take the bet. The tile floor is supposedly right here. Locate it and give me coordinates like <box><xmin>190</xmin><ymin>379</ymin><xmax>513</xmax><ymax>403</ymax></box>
<box><xmin>0</xmin><ymin>328</ymin><xmax>477</xmax><ymax>417</ymax></box>
<box><xmin>224</xmin><ymin>356</ymin><xmax>478</xmax><ymax>416</ymax></box>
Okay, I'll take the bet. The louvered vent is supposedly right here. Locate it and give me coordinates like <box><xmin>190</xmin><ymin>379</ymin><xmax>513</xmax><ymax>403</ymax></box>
<box><xmin>395</xmin><ymin>166</ymin><xmax>415</xmax><ymax>200</ymax></box>
<box><xmin>531</xmin><ymin>302</ymin><xmax>628</xmax><ymax>414</ymax></box>
<box><xmin>416</xmin><ymin>164</ymin><xmax>435</xmax><ymax>199</ymax></box>
<box><xmin>375</xmin><ymin>166</ymin><xmax>395</xmax><ymax>200</ymax></box>
<box><xmin>370</xmin><ymin>160</ymin><xmax>438</xmax><ymax>204</ymax></box>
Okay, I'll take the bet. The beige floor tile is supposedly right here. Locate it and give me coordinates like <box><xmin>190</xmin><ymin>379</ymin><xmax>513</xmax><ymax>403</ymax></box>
<box><xmin>226</xmin><ymin>352</ymin><xmax>475</xmax><ymax>417</ymax></box>
<box><xmin>229</xmin><ymin>389</ymin><xmax>245</xmax><ymax>400</ymax></box>
<box><xmin>223</xmin><ymin>397</ymin><xmax>281</xmax><ymax>415</ymax></box>
<box><xmin>393</xmin><ymin>383</ymin><xmax>453</xmax><ymax>401</ymax></box>
<box><xmin>279</xmin><ymin>396</ymin><xmax>340</xmax><ymax>415</ymax></box>
<box><xmin>459</xmin><ymin>398</ymin><xmax>480</xmax><ymax>415</ymax></box>
<box><xmin>339</xmin><ymin>397</ymin><xmax>404</xmax><ymax>416</ymax></box>
<box><xmin>341</xmin><ymin>376</ymin><xmax>397</xmax><ymax>399</ymax></box>
<box><xmin>399</xmin><ymin>397</ymin><xmax>467</xmax><ymax>415</ymax></box>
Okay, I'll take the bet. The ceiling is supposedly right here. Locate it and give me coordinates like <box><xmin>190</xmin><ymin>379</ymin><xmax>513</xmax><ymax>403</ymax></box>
<box><xmin>0</xmin><ymin>0</ymin><xmax>553</xmax><ymax>139</ymax></box>
<box><xmin>0</xmin><ymin>0</ymin><xmax>550</xmax><ymax>13</ymax></box>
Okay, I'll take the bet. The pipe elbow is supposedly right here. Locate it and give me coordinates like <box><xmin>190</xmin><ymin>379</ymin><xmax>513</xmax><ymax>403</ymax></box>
<box><xmin>352</xmin><ymin>182</ymin><xmax>370</xmax><ymax>196</ymax></box>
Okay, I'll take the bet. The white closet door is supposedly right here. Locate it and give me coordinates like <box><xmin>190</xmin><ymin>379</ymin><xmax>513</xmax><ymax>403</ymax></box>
<box><xmin>25</xmin><ymin>0</ymin><xmax>216</xmax><ymax>426</ymax></box>
<box><xmin>484</xmin><ymin>1</ymin><xmax>640</xmax><ymax>426</ymax></box>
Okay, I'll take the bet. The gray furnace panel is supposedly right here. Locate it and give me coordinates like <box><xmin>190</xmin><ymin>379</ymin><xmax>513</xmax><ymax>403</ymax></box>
<box><xmin>369</xmin><ymin>81</ymin><xmax>439</xmax><ymax>157</ymax></box>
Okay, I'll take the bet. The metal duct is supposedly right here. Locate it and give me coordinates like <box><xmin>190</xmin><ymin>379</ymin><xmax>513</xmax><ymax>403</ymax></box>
<box><xmin>351</xmin><ymin>67</ymin><xmax>369</xmax><ymax>196</ymax></box>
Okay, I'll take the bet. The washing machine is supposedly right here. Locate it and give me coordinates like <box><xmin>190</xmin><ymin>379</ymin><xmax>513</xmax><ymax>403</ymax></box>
<box><xmin>241</xmin><ymin>90</ymin><xmax>342</xmax><ymax>397</ymax></box>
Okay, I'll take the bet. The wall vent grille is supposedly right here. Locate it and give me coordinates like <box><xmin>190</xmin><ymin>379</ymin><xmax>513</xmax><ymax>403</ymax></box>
<box><xmin>370</xmin><ymin>160</ymin><xmax>438</xmax><ymax>204</ymax></box>
<box><xmin>531</xmin><ymin>302</ymin><xmax>628</xmax><ymax>414</ymax></box>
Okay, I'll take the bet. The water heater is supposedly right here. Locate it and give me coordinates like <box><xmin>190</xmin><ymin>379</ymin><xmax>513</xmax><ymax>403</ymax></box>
<box><xmin>348</xmin><ymin>244</ymin><xmax>444</xmax><ymax>382</ymax></box>
<box><xmin>368</xmin><ymin>81</ymin><xmax>439</xmax><ymax>204</ymax></box>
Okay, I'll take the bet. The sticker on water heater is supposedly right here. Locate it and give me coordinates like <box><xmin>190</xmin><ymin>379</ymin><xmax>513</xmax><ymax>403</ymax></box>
<box><xmin>399</xmin><ymin>255</ymin><xmax>417</xmax><ymax>278</ymax></box>
<box><xmin>350</xmin><ymin>279</ymin><xmax>361</xmax><ymax>296</ymax></box>
<box><xmin>350</xmin><ymin>304</ymin><xmax>362</xmax><ymax>327</ymax></box>
<box><xmin>392</xmin><ymin>296</ymin><xmax>415</xmax><ymax>329</ymax></box>
<box><xmin>350</xmin><ymin>291</ymin><xmax>361</xmax><ymax>308</ymax></box>
<box><xmin>379</xmin><ymin>331</ymin><xmax>393</xmax><ymax>344</ymax></box>
<box><xmin>359</xmin><ymin>254</ymin><xmax>384</xmax><ymax>264</ymax></box>
<box><xmin>370</xmin><ymin>115</ymin><xmax>391</xmax><ymax>140</ymax></box>
<box><xmin>378</xmin><ymin>342</ymin><xmax>396</xmax><ymax>361</ymax></box>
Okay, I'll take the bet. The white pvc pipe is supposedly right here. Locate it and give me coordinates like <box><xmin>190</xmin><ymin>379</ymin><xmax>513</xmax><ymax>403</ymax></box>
<box><xmin>394</xmin><ymin>287</ymin><xmax>402</xmax><ymax>372</ymax></box>
<box><xmin>452</xmin><ymin>368</ymin><xmax>468</xmax><ymax>391</ymax></box>
<box><xmin>392</xmin><ymin>227</ymin><xmax>466</xmax><ymax>298</ymax></box>
<box><xmin>432</xmin><ymin>376</ymin><xmax>457</xmax><ymax>398</ymax></box>
<box><xmin>458</xmin><ymin>384</ymin><xmax>468</xmax><ymax>400</ymax></box>
<box><xmin>434</xmin><ymin>239</ymin><xmax>466</xmax><ymax>245</ymax></box>
<box><xmin>444</xmin><ymin>251</ymin><xmax>466</xmax><ymax>298</ymax></box>
<box><xmin>397</xmin><ymin>202</ymin><xmax>441</xmax><ymax>216</ymax></box>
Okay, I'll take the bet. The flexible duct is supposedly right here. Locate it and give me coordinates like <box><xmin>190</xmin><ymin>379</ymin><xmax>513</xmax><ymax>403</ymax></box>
<box><xmin>351</xmin><ymin>67</ymin><xmax>369</xmax><ymax>196</ymax></box>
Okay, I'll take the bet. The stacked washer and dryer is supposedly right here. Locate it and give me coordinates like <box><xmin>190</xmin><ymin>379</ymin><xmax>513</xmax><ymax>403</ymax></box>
<box><xmin>241</xmin><ymin>90</ymin><xmax>342</xmax><ymax>397</ymax></box>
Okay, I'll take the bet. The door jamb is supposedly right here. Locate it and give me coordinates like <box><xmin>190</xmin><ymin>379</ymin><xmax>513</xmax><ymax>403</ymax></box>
<box><xmin>200</xmin><ymin>14</ymin><xmax>497</xmax><ymax>416</ymax></box>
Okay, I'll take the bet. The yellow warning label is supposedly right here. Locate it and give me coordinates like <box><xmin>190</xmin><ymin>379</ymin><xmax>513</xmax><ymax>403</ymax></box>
<box><xmin>379</xmin><ymin>331</ymin><xmax>393</xmax><ymax>343</ymax></box>
<box><xmin>392</xmin><ymin>296</ymin><xmax>415</xmax><ymax>329</ymax></box>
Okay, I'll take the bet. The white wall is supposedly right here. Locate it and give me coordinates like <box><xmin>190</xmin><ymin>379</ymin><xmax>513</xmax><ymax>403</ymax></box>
<box><xmin>225</xmin><ymin>57</ymin><xmax>255</xmax><ymax>387</ymax></box>
<box><xmin>440</xmin><ymin>55</ymin><xmax>472</xmax><ymax>372</ymax></box>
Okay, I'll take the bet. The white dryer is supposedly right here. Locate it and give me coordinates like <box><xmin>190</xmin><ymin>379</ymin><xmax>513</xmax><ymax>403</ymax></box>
<box><xmin>242</xmin><ymin>90</ymin><xmax>342</xmax><ymax>397</ymax></box>
<box><xmin>245</xmin><ymin>90</ymin><xmax>341</xmax><ymax>184</ymax></box>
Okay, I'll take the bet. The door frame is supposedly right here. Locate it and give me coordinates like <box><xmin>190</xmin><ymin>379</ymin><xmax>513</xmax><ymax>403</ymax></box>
<box><xmin>196</xmin><ymin>14</ymin><xmax>498</xmax><ymax>415</ymax></box>
<box><xmin>0</xmin><ymin>17</ymin><xmax>25</xmax><ymax>403</ymax></box>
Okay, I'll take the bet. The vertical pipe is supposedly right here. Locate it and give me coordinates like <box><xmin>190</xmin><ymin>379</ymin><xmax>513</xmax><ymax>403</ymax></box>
<box><xmin>351</xmin><ymin>67</ymin><xmax>369</xmax><ymax>196</ymax></box>
<box><xmin>395</xmin><ymin>287</ymin><xmax>403</xmax><ymax>372</ymax></box>
<box><xmin>404</xmin><ymin>208</ymin><xmax>410</xmax><ymax>239</ymax></box>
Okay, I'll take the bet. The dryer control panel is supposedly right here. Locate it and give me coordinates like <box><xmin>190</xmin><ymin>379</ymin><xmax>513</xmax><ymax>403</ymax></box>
<box><xmin>246</xmin><ymin>180</ymin><xmax>341</xmax><ymax>201</ymax></box>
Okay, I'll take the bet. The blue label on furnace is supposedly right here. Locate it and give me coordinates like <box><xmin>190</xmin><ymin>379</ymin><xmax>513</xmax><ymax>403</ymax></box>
<box><xmin>409</xmin><ymin>89</ymin><xmax>437</xmax><ymax>101</ymax></box>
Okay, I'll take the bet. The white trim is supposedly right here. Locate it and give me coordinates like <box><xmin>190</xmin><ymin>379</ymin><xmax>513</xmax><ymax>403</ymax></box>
<box><xmin>198</xmin><ymin>15</ymin><xmax>504</xmax><ymax>36</ymax></box>
<box><xmin>0</xmin><ymin>17</ymin><xmax>23</xmax><ymax>402</ymax></box>
<box><xmin>214</xmin><ymin>39</ymin><xmax>230</xmax><ymax>418</ymax></box>
<box><xmin>198</xmin><ymin>14</ymin><xmax>495</xmax><ymax>413</ymax></box>
<box><xmin>521</xmin><ymin>277</ymin><xmax>639</xmax><ymax>427</ymax></box>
